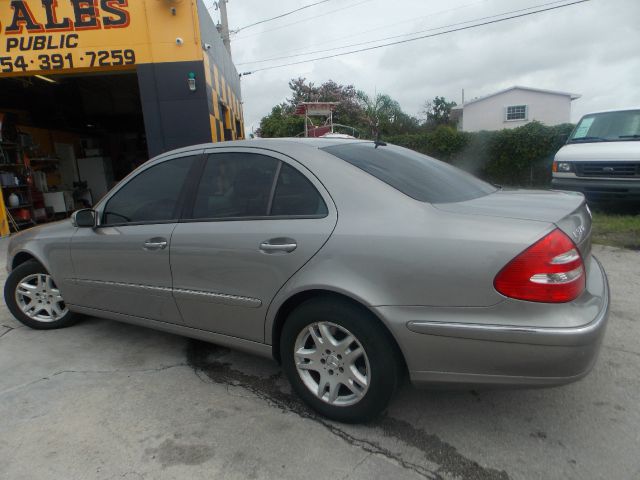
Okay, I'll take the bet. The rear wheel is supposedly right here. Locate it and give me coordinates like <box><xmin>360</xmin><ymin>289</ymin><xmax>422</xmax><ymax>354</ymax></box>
<box><xmin>4</xmin><ymin>260</ymin><xmax>79</xmax><ymax>330</ymax></box>
<box><xmin>281</xmin><ymin>297</ymin><xmax>401</xmax><ymax>423</ymax></box>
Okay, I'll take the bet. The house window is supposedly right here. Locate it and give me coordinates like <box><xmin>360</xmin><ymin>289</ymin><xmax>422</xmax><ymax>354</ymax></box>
<box><xmin>505</xmin><ymin>105</ymin><xmax>528</xmax><ymax>121</ymax></box>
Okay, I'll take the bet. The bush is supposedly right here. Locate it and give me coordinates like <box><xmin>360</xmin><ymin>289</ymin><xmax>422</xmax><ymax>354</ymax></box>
<box><xmin>385</xmin><ymin>122</ymin><xmax>574</xmax><ymax>188</ymax></box>
<box><xmin>385</xmin><ymin>126</ymin><xmax>470</xmax><ymax>162</ymax></box>
<box><xmin>484</xmin><ymin>122</ymin><xmax>574</xmax><ymax>187</ymax></box>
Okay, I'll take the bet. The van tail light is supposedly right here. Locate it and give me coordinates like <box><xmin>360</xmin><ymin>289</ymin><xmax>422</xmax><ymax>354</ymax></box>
<box><xmin>494</xmin><ymin>229</ymin><xmax>586</xmax><ymax>303</ymax></box>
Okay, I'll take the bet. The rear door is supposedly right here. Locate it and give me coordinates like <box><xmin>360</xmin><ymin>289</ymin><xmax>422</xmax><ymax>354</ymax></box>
<box><xmin>68</xmin><ymin>153</ymin><xmax>200</xmax><ymax>322</ymax></box>
<box><xmin>170</xmin><ymin>148</ymin><xmax>337</xmax><ymax>342</ymax></box>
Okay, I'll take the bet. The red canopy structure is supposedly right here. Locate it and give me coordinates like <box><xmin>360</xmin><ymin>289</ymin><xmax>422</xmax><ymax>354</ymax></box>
<box><xmin>294</xmin><ymin>102</ymin><xmax>339</xmax><ymax>137</ymax></box>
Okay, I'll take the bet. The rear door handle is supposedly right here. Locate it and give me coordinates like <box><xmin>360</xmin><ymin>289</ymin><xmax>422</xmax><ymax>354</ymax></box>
<box><xmin>260</xmin><ymin>239</ymin><xmax>297</xmax><ymax>253</ymax></box>
<box><xmin>144</xmin><ymin>238</ymin><xmax>168</xmax><ymax>251</ymax></box>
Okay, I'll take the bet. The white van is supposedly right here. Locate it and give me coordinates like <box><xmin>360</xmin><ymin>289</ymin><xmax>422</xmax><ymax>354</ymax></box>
<box><xmin>552</xmin><ymin>108</ymin><xmax>640</xmax><ymax>202</ymax></box>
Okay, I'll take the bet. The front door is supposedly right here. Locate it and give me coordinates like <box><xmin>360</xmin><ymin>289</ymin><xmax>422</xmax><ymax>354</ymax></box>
<box><xmin>170</xmin><ymin>149</ymin><xmax>337</xmax><ymax>342</ymax></box>
<box><xmin>68</xmin><ymin>154</ymin><xmax>199</xmax><ymax>322</ymax></box>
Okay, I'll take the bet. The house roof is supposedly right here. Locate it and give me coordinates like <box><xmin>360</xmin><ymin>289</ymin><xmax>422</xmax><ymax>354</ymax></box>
<box><xmin>452</xmin><ymin>86</ymin><xmax>581</xmax><ymax>110</ymax></box>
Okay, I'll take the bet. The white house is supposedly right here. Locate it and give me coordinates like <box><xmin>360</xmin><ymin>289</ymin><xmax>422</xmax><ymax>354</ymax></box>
<box><xmin>452</xmin><ymin>86</ymin><xmax>581</xmax><ymax>132</ymax></box>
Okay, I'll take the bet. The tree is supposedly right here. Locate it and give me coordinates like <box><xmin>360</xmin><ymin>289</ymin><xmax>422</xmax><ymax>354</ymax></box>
<box><xmin>257</xmin><ymin>103</ymin><xmax>304</xmax><ymax>138</ymax></box>
<box><xmin>356</xmin><ymin>91</ymin><xmax>404</xmax><ymax>139</ymax></box>
<box><xmin>287</xmin><ymin>78</ymin><xmax>362</xmax><ymax>130</ymax></box>
<box><xmin>257</xmin><ymin>78</ymin><xmax>417</xmax><ymax>139</ymax></box>
<box><xmin>422</xmin><ymin>96</ymin><xmax>458</xmax><ymax>127</ymax></box>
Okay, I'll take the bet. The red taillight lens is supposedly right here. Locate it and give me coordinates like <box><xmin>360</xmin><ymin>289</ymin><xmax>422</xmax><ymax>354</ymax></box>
<box><xmin>494</xmin><ymin>229</ymin><xmax>586</xmax><ymax>303</ymax></box>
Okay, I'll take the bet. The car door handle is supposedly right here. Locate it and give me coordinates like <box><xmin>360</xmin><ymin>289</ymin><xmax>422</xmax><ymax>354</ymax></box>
<box><xmin>259</xmin><ymin>240</ymin><xmax>297</xmax><ymax>253</ymax></box>
<box><xmin>143</xmin><ymin>238</ymin><xmax>168</xmax><ymax>251</ymax></box>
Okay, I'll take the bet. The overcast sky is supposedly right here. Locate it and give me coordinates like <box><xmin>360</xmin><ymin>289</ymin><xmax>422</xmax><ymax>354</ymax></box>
<box><xmin>207</xmin><ymin>0</ymin><xmax>640</xmax><ymax>135</ymax></box>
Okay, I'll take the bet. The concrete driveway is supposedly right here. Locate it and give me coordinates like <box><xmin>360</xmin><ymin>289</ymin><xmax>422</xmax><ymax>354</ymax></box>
<box><xmin>0</xmin><ymin>243</ymin><xmax>638</xmax><ymax>480</ymax></box>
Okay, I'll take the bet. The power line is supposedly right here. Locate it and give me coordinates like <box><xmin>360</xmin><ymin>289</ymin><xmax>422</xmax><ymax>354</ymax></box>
<box><xmin>237</xmin><ymin>0</ymin><xmax>569</xmax><ymax>67</ymax></box>
<box><xmin>233</xmin><ymin>0</ymin><xmax>375</xmax><ymax>41</ymax></box>
<box><xmin>240</xmin><ymin>0</ymin><xmax>590</xmax><ymax>75</ymax></box>
<box><xmin>231</xmin><ymin>0</ymin><xmax>333</xmax><ymax>33</ymax></box>
<box><xmin>236</xmin><ymin>0</ymin><xmax>489</xmax><ymax>64</ymax></box>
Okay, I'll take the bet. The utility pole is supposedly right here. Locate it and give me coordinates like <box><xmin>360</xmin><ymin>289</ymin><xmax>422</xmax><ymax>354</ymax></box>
<box><xmin>217</xmin><ymin>0</ymin><xmax>232</xmax><ymax>59</ymax></box>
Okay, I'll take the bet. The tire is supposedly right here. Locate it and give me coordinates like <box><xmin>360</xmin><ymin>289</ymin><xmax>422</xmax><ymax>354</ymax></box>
<box><xmin>281</xmin><ymin>296</ymin><xmax>401</xmax><ymax>423</ymax></box>
<box><xmin>4</xmin><ymin>260</ymin><xmax>79</xmax><ymax>330</ymax></box>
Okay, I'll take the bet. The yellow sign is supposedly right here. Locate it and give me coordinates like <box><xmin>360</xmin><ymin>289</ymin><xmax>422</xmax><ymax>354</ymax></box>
<box><xmin>0</xmin><ymin>190</ymin><xmax>9</xmax><ymax>237</ymax></box>
<box><xmin>0</xmin><ymin>0</ymin><xmax>203</xmax><ymax>76</ymax></box>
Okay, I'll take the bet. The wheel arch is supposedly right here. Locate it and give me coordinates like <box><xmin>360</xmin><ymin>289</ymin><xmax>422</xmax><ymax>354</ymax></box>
<box><xmin>11</xmin><ymin>251</ymin><xmax>43</xmax><ymax>271</ymax></box>
<box><xmin>270</xmin><ymin>289</ymin><xmax>407</xmax><ymax>375</ymax></box>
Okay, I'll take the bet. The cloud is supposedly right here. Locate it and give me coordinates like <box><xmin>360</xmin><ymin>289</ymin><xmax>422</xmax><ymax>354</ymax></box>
<box><xmin>219</xmin><ymin>0</ymin><xmax>640</xmax><ymax>132</ymax></box>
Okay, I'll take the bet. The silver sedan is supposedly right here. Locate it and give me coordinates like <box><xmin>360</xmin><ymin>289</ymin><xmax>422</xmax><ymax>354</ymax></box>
<box><xmin>3</xmin><ymin>139</ymin><xmax>610</xmax><ymax>423</ymax></box>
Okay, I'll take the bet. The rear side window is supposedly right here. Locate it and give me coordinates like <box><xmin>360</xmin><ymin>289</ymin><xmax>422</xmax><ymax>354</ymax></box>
<box><xmin>322</xmin><ymin>143</ymin><xmax>496</xmax><ymax>203</ymax></box>
<box><xmin>102</xmin><ymin>156</ymin><xmax>195</xmax><ymax>225</ymax></box>
<box><xmin>191</xmin><ymin>153</ymin><xmax>327</xmax><ymax>219</ymax></box>
<box><xmin>271</xmin><ymin>163</ymin><xmax>328</xmax><ymax>216</ymax></box>
<box><xmin>192</xmin><ymin>153</ymin><xmax>278</xmax><ymax>219</ymax></box>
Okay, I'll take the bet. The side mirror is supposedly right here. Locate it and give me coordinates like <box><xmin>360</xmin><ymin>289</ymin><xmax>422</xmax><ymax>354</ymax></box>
<box><xmin>72</xmin><ymin>209</ymin><xmax>96</xmax><ymax>228</ymax></box>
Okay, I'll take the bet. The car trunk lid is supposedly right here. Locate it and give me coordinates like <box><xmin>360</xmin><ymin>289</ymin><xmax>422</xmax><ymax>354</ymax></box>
<box><xmin>433</xmin><ymin>189</ymin><xmax>592</xmax><ymax>259</ymax></box>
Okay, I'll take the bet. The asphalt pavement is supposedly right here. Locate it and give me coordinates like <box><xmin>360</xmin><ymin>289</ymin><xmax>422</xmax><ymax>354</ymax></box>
<box><xmin>0</xmin><ymin>241</ymin><xmax>638</xmax><ymax>480</ymax></box>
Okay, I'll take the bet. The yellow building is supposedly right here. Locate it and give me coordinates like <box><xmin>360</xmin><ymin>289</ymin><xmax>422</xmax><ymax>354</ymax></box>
<box><xmin>0</xmin><ymin>0</ymin><xmax>244</xmax><ymax>232</ymax></box>
<box><xmin>0</xmin><ymin>0</ymin><xmax>244</xmax><ymax>152</ymax></box>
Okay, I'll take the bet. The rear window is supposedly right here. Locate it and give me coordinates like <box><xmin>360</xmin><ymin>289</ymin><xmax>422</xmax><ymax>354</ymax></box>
<box><xmin>322</xmin><ymin>142</ymin><xmax>496</xmax><ymax>203</ymax></box>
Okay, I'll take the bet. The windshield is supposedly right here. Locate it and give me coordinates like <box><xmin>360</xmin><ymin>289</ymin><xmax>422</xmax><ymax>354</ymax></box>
<box><xmin>322</xmin><ymin>142</ymin><xmax>497</xmax><ymax>203</ymax></box>
<box><xmin>569</xmin><ymin>110</ymin><xmax>640</xmax><ymax>143</ymax></box>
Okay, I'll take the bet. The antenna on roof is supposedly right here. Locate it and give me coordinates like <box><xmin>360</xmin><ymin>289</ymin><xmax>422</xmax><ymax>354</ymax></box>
<box><xmin>374</xmin><ymin>131</ymin><xmax>386</xmax><ymax>148</ymax></box>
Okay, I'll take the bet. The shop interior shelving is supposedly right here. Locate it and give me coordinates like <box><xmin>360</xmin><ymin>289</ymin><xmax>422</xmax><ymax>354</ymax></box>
<box><xmin>0</xmin><ymin>141</ymin><xmax>37</xmax><ymax>231</ymax></box>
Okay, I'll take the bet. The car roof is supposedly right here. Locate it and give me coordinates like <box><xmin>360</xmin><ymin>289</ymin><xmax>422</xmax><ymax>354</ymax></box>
<box><xmin>579</xmin><ymin>107</ymin><xmax>640</xmax><ymax>116</ymax></box>
<box><xmin>154</xmin><ymin>137</ymin><xmax>372</xmax><ymax>160</ymax></box>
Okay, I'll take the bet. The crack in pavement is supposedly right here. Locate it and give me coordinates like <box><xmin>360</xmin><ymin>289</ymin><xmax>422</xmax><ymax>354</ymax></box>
<box><xmin>603</xmin><ymin>345</ymin><xmax>640</xmax><ymax>359</ymax></box>
<box><xmin>0</xmin><ymin>326</ymin><xmax>15</xmax><ymax>339</ymax></box>
<box><xmin>0</xmin><ymin>363</ymin><xmax>190</xmax><ymax>397</ymax></box>
<box><xmin>340</xmin><ymin>453</ymin><xmax>372</xmax><ymax>480</ymax></box>
<box><xmin>186</xmin><ymin>340</ymin><xmax>509</xmax><ymax>480</ymax></box>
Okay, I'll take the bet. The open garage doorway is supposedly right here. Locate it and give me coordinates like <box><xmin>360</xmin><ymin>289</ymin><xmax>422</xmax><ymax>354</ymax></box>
<box><xmin>0</xmin><ymin>72</ymin><xmax>146</xmax><ymax>227</ymax></box>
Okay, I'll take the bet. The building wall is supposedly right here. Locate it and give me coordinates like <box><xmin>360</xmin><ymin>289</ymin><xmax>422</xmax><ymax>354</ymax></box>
<box><xmin>0</xmin><ymin>1</ymin><xmax>205</xmax><ymax>77</ymax></box>
<box><xmin>140</xmin><ymin>0</ymin><xmax>245</xmax><ymax>156</ymax></box>
<box><xmin>0</xmin><ymin>0</ymin><xmax>245</xmax><ymax>157</ymax></box>
<box><xmin>197</xmin><ymin>0</ymin><xmax>244</xmax><ymax>143</ymax></box>
<box><xmin>137</xmin><ymin>60</ymin><xmax>213</xmax><ymax>156</ymax></box>
<box><xmin>461</xmin><ymin>90</ymin><xmax>573</xmax><ymax>132</ymax></box>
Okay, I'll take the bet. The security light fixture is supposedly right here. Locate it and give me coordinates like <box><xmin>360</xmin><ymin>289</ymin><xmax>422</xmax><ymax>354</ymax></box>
<box><xmin>188</xmin><ymin>72</ymin><xmax>197</xmax><ymax>92</ymax></box>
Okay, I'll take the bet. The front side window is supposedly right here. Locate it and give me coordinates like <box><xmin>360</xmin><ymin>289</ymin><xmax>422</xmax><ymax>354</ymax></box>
<box><xmin>102</xmin><ymin>156</ymin><xmax>195</xmax><ymax>225</ymax></box>
<box><xmin>505</xmin><ymin>105</ymin><xmax>528</xmax><ymax>121</ymax></box>
<box><xmin>191</xmin><ymin>153</ymin><xmax>327</xmax><ymax>220</ymax></box>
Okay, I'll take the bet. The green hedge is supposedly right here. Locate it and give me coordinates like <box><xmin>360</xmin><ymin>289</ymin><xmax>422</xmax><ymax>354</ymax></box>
<box><xmin>385</xmin><ymin>122</ymin><xmax>575</xmax><ymax>188</ymax></box>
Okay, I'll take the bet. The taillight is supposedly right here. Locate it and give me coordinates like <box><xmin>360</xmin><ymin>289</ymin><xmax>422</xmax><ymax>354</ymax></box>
<box><xmin>494</xmin><ymin>229</ymin><xmax>586</xmax><ymax>303</ymax></box>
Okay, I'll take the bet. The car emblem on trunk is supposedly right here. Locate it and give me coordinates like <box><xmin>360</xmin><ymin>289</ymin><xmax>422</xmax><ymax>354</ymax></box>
<box><xmin>572</xmin><ymin>224</ymin><xmax>586</xmax><ymax>242</ymax></box>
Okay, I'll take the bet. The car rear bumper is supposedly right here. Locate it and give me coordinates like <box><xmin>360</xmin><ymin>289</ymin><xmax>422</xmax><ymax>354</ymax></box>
<box><xmin>374</xmin><ymin>256</ymin><xmax>610</xmax><ymax>388</ymax></box>
<box><xmin>552</xmin><ymin>177</ymin><xmax>640</xmax><ymax>202</ymax></box>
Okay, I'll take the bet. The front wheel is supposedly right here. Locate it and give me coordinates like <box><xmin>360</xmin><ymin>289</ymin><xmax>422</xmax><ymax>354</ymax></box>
<box><xmin>4</xmin><ymin>260</ymin><xmax>79</xmax><ymax>330</ymax></box>
<box><xmin>281</xmin><ymin>297</ymin><xmax>401</xmax><ymax>423</ymax></box>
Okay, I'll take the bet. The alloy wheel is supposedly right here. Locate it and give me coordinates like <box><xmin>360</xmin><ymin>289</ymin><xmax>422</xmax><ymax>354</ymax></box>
<box><xmin>294</xmin><ymin>321</ymin><xmax>370</xmax><ymax>406</ymax></box>
<box><xmin>15</xmin><ymin>274</ymin><xmax>69</xmax><ymax>323</ymax></box>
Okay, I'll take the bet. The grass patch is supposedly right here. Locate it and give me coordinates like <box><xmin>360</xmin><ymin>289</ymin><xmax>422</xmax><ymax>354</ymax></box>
<box><xmin>591</xmin><ymin>213</ymin><xmax>640</xmax><ymax>250</ymax></box>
